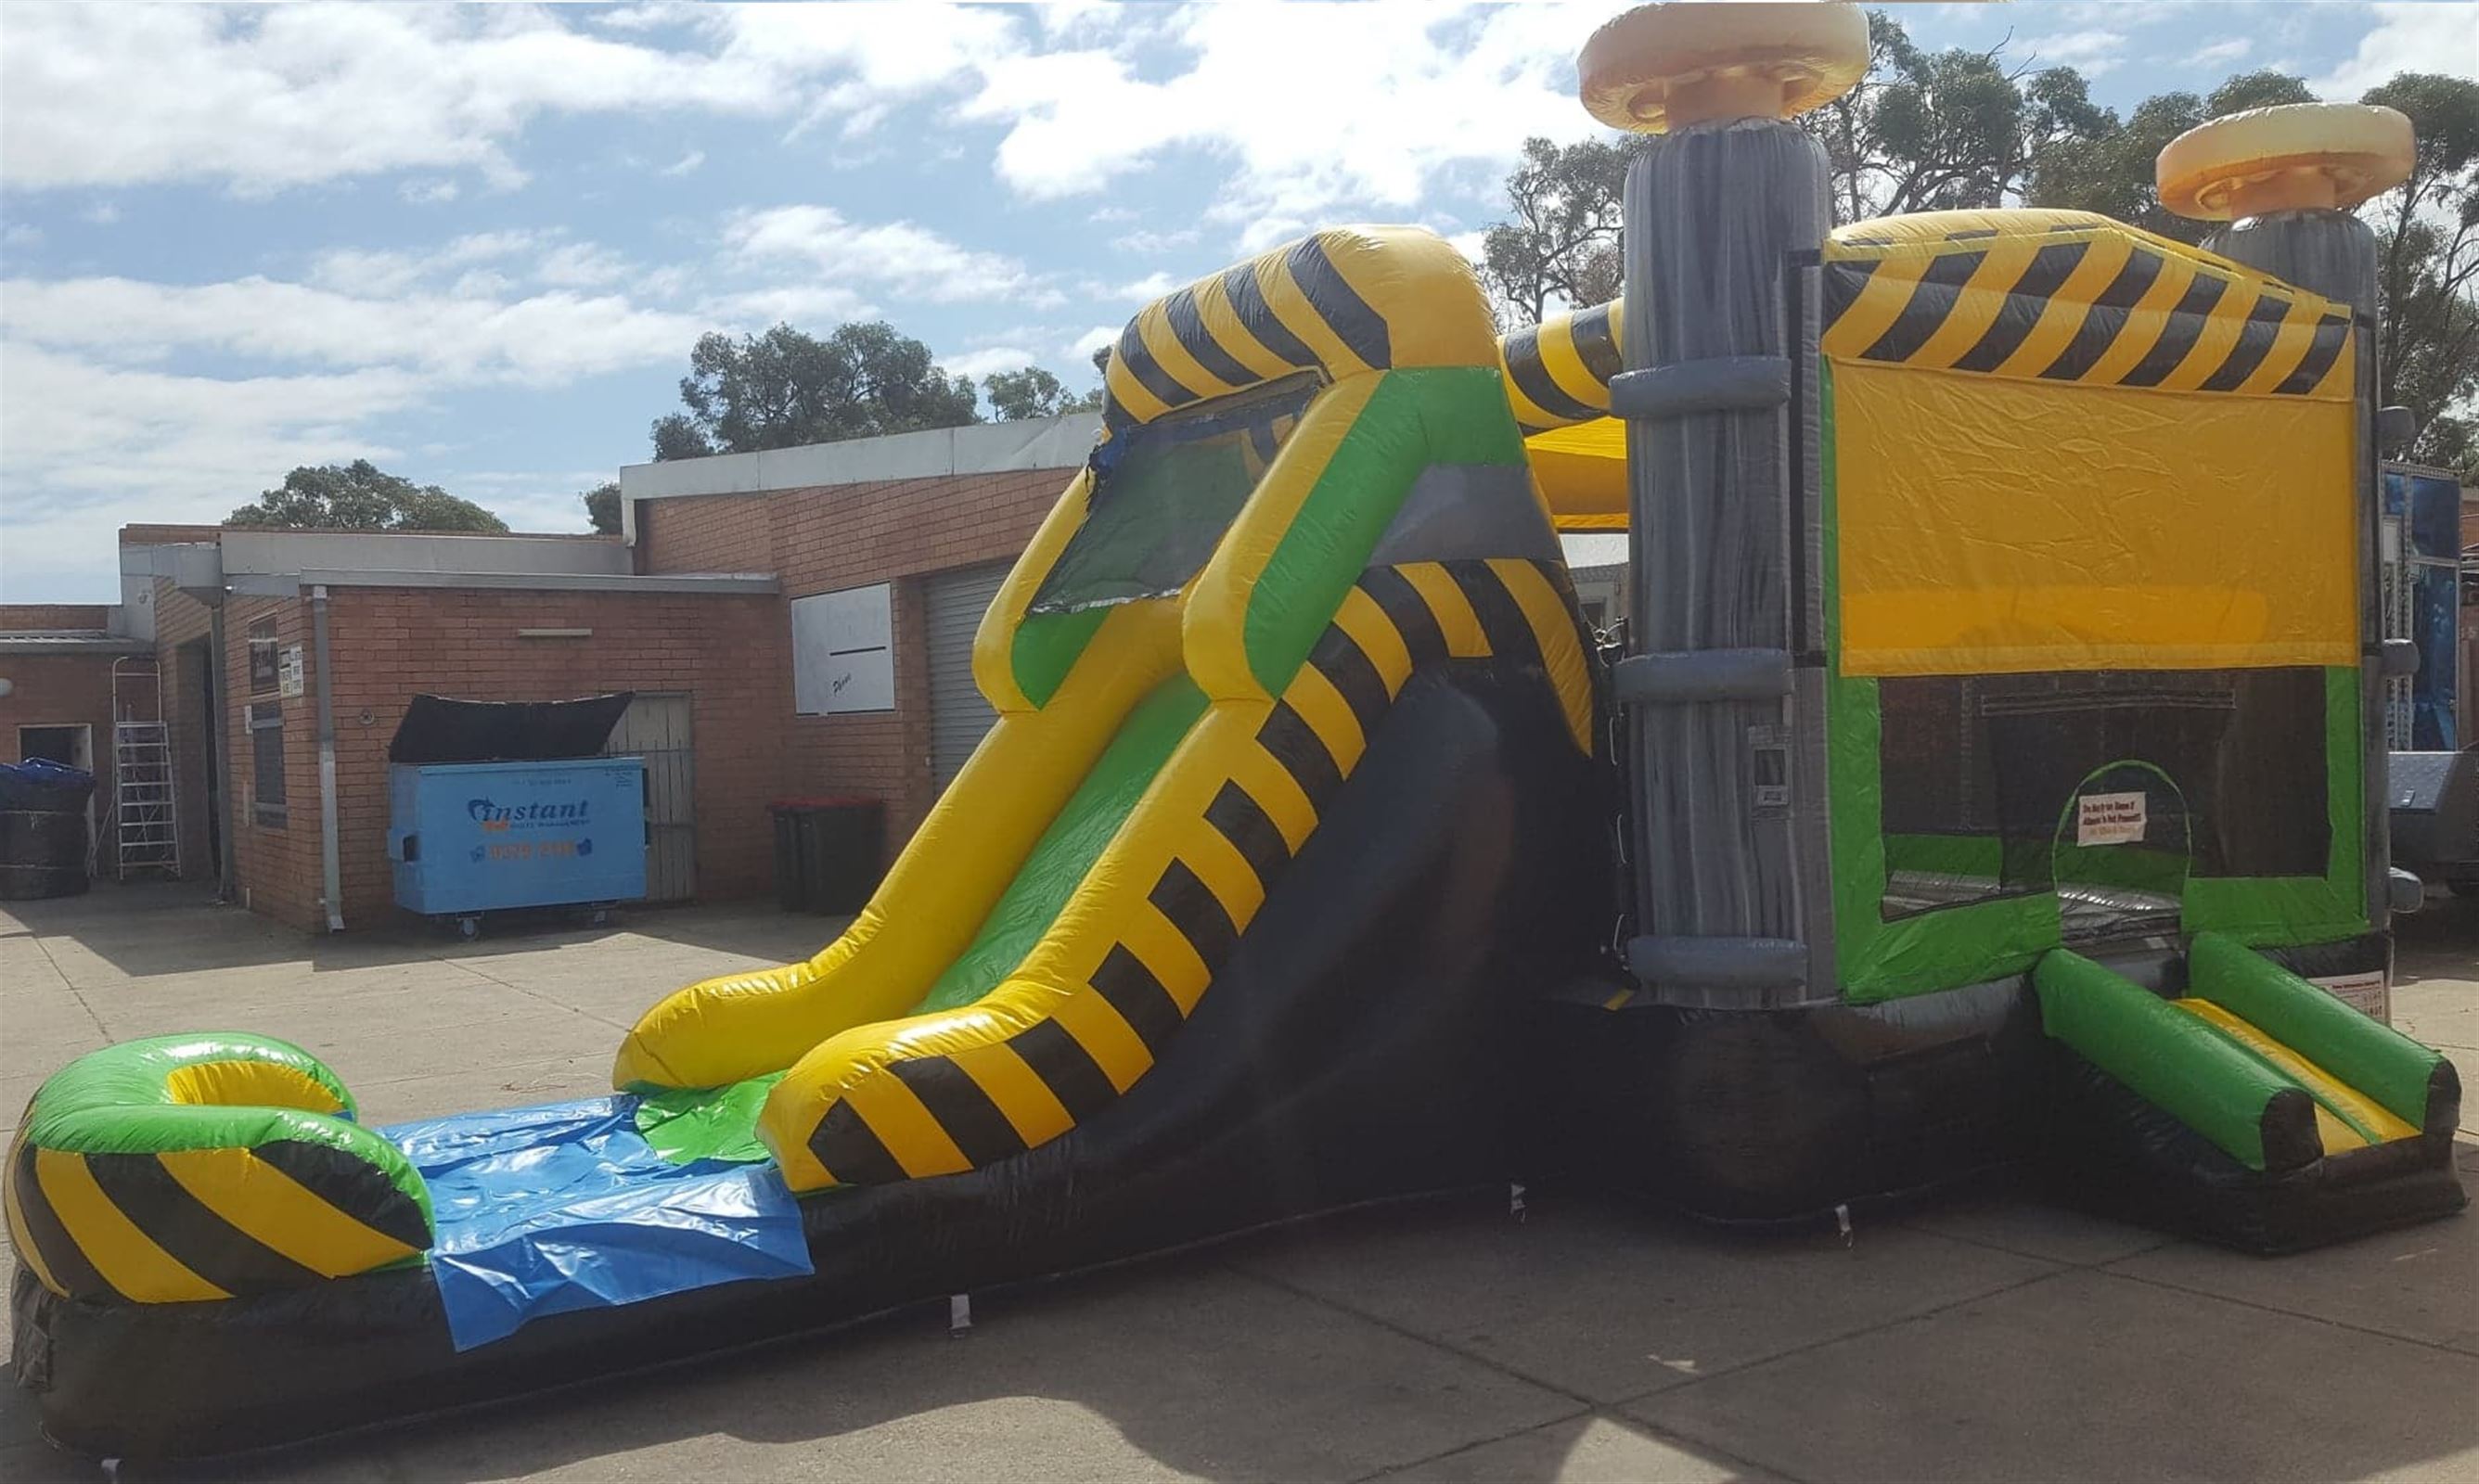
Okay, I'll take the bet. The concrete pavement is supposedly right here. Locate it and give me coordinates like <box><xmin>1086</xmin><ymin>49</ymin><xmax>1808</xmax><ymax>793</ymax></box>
<box><xmin>3</xmin><ymin>883</ymin><xmax>2473</xmax><ymax>1482</ymax></box>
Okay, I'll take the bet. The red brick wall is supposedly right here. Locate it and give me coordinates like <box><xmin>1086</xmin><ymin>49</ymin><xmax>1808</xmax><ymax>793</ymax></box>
<box><xmin>224</xmin><ymin>595</ymin><xmax>325</xmax><ymax>928</ymax></box>
<box><xmin>117</xmin><ymin>524</ymin><xmax>221</xmax><ymax>547</ymax></box>
<box><xmin>0</xmin><ymin>605</ymin><xmax>115</xmax><ymax>632</ymax></box>
<box><xmin>315</xmin><ymin>586</ymin><xmax>791</xmax><ymax>928</ymax></box>
<box><xmin>0</xmin><ymin>654</ymin><xmax>122</xmax><ymax>851</ymax></box>
<box><xmin>636</xmin><ymin>467</ymin><xmax>1069</xmax><ymax>837</ymax></box>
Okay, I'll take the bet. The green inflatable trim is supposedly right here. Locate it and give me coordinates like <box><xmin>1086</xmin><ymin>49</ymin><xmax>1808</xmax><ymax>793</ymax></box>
<box><xmin>1820</xmin><ymin>368</ymin><xmax>2374</xmax><ymax>1001</ymax></box>
<box><xmin>2034</xmin><ymin>951</ymin><xmax>2293</xmax><ymax>1171</ymax></box>
<box><xmin>636</xmin><ymin>1071</ymin><xmax>788</xmax><ymax>1165</ymax></box>
<box><xmin>1012</xmin><ymin>607</ymin><xmax>1111</xmax><ymax>711</ymax></box>
<box><xmin>1242</xmin><ymin>366</ymin><xmax>1525</xmax><ymax>696</ymax></box>
<box><xmin>2189</xmin><ymin>931</ymin><xmax>2441</xmax><ymax>1129</ymax></box>
<box><xmin>916</xmin><ymin>674</ymin><xmax>1209</xmax><ymax>1015</ymax></box>
<box><xmin>24</xmin><ymin>1033</ymin><xmax>433</xmax><ymax>1229</ymax></box>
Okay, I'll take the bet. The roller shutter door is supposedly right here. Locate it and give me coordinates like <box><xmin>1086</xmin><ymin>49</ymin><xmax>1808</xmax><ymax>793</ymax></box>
<box><xmin>925</xmin><ymin>563</ymin><xmax>1009</xmax><ymax>787</ymax></box>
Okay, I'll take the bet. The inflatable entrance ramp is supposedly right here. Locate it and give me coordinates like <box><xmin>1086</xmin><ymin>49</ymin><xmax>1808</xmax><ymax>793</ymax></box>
<box><xmin>6</xmin><ymin>226</ymin><xmax>1608</xmax><ymax>1461</ymax></box>
<box><xmin>2037</xmin><ymin>934</ymin><xmax>2461</xmax><ymax>1251</ymax></box>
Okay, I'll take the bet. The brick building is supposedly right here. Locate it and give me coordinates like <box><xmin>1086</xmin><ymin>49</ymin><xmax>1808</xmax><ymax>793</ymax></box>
<box><xmin>1</xmin><ymin>414</ymin><xmax>1095</xmax><ymax>931</ymax></box>
<box><xmin>0</xmin><ymin>604</ymin><xmax>155</xmax><ymax>871</ymax></box>
<box><xmin>623</xmin><ymin>416</ymin><xmax>1096</xmax><ymax>838</ymax></box>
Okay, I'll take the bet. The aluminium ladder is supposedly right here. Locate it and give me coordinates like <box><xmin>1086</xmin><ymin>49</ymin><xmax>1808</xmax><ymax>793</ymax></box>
<box><xmin>110</xmin><ymin>658</ymin><xmax>179</xmax><ymax>880</ymax></box>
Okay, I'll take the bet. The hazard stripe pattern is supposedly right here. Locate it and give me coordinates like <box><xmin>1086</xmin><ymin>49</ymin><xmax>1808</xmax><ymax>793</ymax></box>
<box><xmin>5</xmin><ymin>1134</ymin><xmax>430</xmax><ymax>1302</ymax></box>
<box><xmin>1820</xmin><ymin>221</ymin><xmax>2351</xmax><ymax>397</ymax></box>
<box><xmin>1103</xmin><ymin>232</ymin><xmax>1398</xmax><ymax>434</ymax></box>
<box><xmin>1499</xmin><ymin>301</ymin><xmax>1625</xmax><ymax>434</ymax></box>
<box><xmin>805</xmin><ymin>559</ymin><xmax>1598</xmax><ymax>1185</ymax></box>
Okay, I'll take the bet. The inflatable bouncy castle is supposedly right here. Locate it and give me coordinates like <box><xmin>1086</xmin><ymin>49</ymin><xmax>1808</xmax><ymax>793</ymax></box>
<box><xmin>7</xmin><ymin>2</ymin><xmax>2464</xmax><ymax>1462</ymax></box>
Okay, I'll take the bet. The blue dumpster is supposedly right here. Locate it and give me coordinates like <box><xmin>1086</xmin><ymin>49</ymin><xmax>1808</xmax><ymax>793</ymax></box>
<box><xmin>384</xmin><ymin>692</ymin><xmax>647</xmax><ymax>935</ymax></box>
<box><xmin>388</xmin><ymin>759</ymin><xmax>647</xmax><ymax>919</ymax></box>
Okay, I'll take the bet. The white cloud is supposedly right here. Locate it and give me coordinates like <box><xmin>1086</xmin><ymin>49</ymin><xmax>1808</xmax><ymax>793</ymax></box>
<box><xmin>0</xmin><ymin>339</ymin><xmax>432</xmax><ymax>595</ymax></box>
<box><xmin>4</xmin><ymin>274</ymin><xmax>704</xmax><ymax>385</ymax></box>
<box><xmin>2</xmin><ymin>1</ymin><xmax>1610</xmax><ymax>241</ymax></box>
<box><xmin>535</xmin><ymin>240</ymin><xmax>633</xmax><ymax>288</ymax></box>
<box><xmin>1112</xmin><ymin>226</ymin><xmax>1201</xmax><ymax>255</ymax></box>
<box><xmin>960</xmin><ymin>3</ymin><xmax>1600</xmax><ymax>228</ymax></box>
<box><xmin>443</xmin><ymin>468</ymin><xmax>617</xmax><ymax>533</ymax></box>
<box><xmin>1109</xmin><ymin>270</ymin><xmax>1182</xmax><ymax>303</ymax></box>
<box><xmin>657</xmin><ymin>147</ymin><xmax>705</xmax><ymax>176</ymax></box>
<box><xmin>1070</xmin><ymin>326</ymin><xmax>1120</xmax><ymax>360</ymax></box>
<box><xmin>306</xmin><ymin>229</ymin><xmax>548</xmax><ymax>297</ymax></box>
<box><xmin>723</xmin><ymin>204</ymin><xmax>1050</xmax><ymax>305</ymax></box>
<box><xmin>2187</xmin><ymin>38</ymin><xmax>2254</xmax><ymax>70</ymax></box>
<box><xmin>941</xmin><ymin>345</ymin><xmax>1037</xmax><ymax>379</ymax></box>
<box><xmin>0</xmin><ymin>3</ymin><xmax>1029</xmax><ymax>195</ymax></box>
<box><xmin>700</xmin><ymin>283</ymin><xmax>874</xmax><ymax>327</ymax></box>
<box><xmin>2025</xmin><ymin>29</ymin><xmax>2127</xmax><ymax>77</ymax></box>
<box><xmin>80</xmin><ymin>201</ymin><xmax>121</xmax><ymax>225</ymax></box>
<box><xmin>2317</xmin><ymin>2</ymin><xmax>2479</xmax><ymax>97</ymax></box>
<box><xmin>400</xmin><ymin>178</ymin><xmax>461</xmax><ymax>205</ymax></box>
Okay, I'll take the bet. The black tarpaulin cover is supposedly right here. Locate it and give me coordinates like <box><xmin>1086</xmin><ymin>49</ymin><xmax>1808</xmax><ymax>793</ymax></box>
<box><xmin>387</xmin><ymin>693</ymin><xmax>636</xmax><ymax>765</ymax></box>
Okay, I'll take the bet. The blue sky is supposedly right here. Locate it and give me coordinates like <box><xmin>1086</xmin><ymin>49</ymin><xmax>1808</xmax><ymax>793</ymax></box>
<box><xmin>3</xmin><ymin>1</ymin><xmax>2472</xmax><ymax>601</ymax></box>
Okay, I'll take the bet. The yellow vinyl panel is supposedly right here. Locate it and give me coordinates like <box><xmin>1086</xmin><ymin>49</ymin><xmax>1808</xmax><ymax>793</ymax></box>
<box><xmin>162</xmin><ymin>1060</ymin><xmax>345</xmax><ymax>1115</ymax></box>
<box><xmin>2174</xmin><ymin>999</ymin><xmax>2420</xmax><ymax>1149</ymax></box>
<box><xmin>1832</xmin><ymin>360</ymin><xmax>2357</xmax><ymax>676</ymax></box>
<box><xmin>1185</xmin><ymin>375</ymin><xmax>1380</xmax><ymax>702</ymax></box>
<box><xmin>976</xmin><ymin>467</ymin><xmax>1096</xmax><ymax>713</ymax></box>
<box><xmin>33</xmin><ymin>1148</ymin><xmax>225</xmax><ymax>1303</ymax></box>
<box><xmin>1490</xmin><ymin>557</ymin><xmax>1598</xmax><ymax>753</ymax></box>
<box><xmin>1522</xmin><ymin>418</ymin><xmax>1631</xmax><ymax>529</ymax></box>
<box><xmin>944</xmin><ymin>1040</ymin><xmax>1075</xmax><ymax>1149</ymax></box>
<box><xmin>157</xmin><ymin>1146</ymin><xmax>421</xmax><ymax>1277</ymax></box>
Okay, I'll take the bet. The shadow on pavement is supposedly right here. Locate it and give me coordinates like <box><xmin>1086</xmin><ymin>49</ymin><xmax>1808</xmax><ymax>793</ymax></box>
<box><xmin>0</xmin><ymin>880</ymin><xmax>842</xmax><ymax>982</ymax></box>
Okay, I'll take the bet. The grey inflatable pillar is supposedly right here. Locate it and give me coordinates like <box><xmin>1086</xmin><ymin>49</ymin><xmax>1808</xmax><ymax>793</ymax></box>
<box><xmin>1577</xmin><ymin>3</ymin><xmax>1868</xmax><ymax>1006</ymax></box>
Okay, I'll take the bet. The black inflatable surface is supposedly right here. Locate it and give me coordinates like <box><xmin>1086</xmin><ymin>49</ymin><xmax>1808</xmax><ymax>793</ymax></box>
<box><xmin>13</xmin><ymin>663</ymin><xmax>1605</xmax><ymax>1460</ymax></box>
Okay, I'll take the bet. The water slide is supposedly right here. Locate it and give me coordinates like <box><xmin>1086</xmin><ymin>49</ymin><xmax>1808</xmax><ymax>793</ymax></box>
<box><xmin>614</xmin><ymin>224</ymin><xmax>1601</xmax><ymax>1191</ymax></box>
<box><xmin>7</xmin><ymin>226</ymin><xmax>1612</xmax><ymax>1458</ymax></box>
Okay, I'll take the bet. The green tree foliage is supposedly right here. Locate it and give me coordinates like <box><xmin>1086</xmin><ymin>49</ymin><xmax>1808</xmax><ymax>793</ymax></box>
<box><xmin>1804</xmin><ymin>10</ymin><xmax>2110</xmax><ymax>223</ymax></box>
<box><xmin>226</xmin><ymin>460</ymin><xmax>507</xmax><ymax>532</ymax></box>
<box><xmin>1481</xmin><ymin>10</ymin><xmax>2113</xmax><ymax>324</ymax></box>
<box><xmin>2031</xmin><ymin>72</ymin><xmax>2316</xmax><ymax>243</ymax></box>
<box><xmin>1480</xmin><ymin>136</ymin><xmax>1638</xmax><ymax>326</ymax></box>
<box><xmin>2361</xmin><ymin>73</ymin><xmax>2479</xmax><ymax>480</ymax></box>
<box><xmin>582</xmin><ymin>480</ymin><xmax>621</xmax><ymax>535</ymax></box>
<box><xmin>649</xmin><ymin>322</ymin><xmax>981</xmax><ymax>460</ymax></box>
<box><xmin>983</xmin><ymin>365</ymin><xmax>1105</xmax><ymax>421</ymax></box>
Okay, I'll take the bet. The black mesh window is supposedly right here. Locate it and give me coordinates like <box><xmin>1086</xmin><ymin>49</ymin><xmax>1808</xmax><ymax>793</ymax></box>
<box><xmin>1027</xmin><ymin>376</ymin><xmax>1317</xmax><ymax>615</ymax></box>
<box><xmin>1878</xmin><ymin>668</ymin><xmax>2329</xmax><ymax>935</ymax></box>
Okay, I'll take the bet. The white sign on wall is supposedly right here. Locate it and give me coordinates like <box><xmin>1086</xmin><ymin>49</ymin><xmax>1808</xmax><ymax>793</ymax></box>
<box><xmin>277</xmin><ymin>645</ymin><xmax>305</xmax><ymax>699</ymax></box>
<box><xmin>2074</xmin><ymin>791</ymin><xmax>2148</xmax><ymax>847</ymax></box>
<box><xmin>2308</xmin><ymin>969</ymin><xmax>2390</xmax><ymax>1024</ymax></box>
<box><xmin>791</xmin><ymin>582</ymin><xmax>894</xmax><ymax>715</ymax></box>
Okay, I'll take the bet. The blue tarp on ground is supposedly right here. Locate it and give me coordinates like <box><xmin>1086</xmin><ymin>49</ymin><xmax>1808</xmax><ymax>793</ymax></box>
<box><xmin>383</xmin><ymin>1096</ymin><xmax>815</xmax><ymax>1350</ymax></box>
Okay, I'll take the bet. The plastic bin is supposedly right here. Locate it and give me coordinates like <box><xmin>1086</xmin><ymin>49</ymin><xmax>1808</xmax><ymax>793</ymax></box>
<box><xmin>767</xmin><ymin>798</ymin><xmax>885</xmax><ymax>915</ymax></box>
<box><xmin>0</xmin><ymin>760</ymin><xmax>95</xmax><ymax>901</ymax></box>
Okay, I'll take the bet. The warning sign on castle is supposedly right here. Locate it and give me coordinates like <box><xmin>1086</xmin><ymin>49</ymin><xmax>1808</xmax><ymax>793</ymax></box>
<box><xmin>2074</xmin><ymin>791</ymin><xmax>2147</xmax><ymax>847</ymax></box>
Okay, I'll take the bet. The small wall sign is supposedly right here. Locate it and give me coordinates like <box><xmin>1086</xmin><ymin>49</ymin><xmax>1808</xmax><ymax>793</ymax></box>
<box><xmin>2074</xmin><ymin>791</ymin><xmax>2147</xmax><ymax>847</ymax></box>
